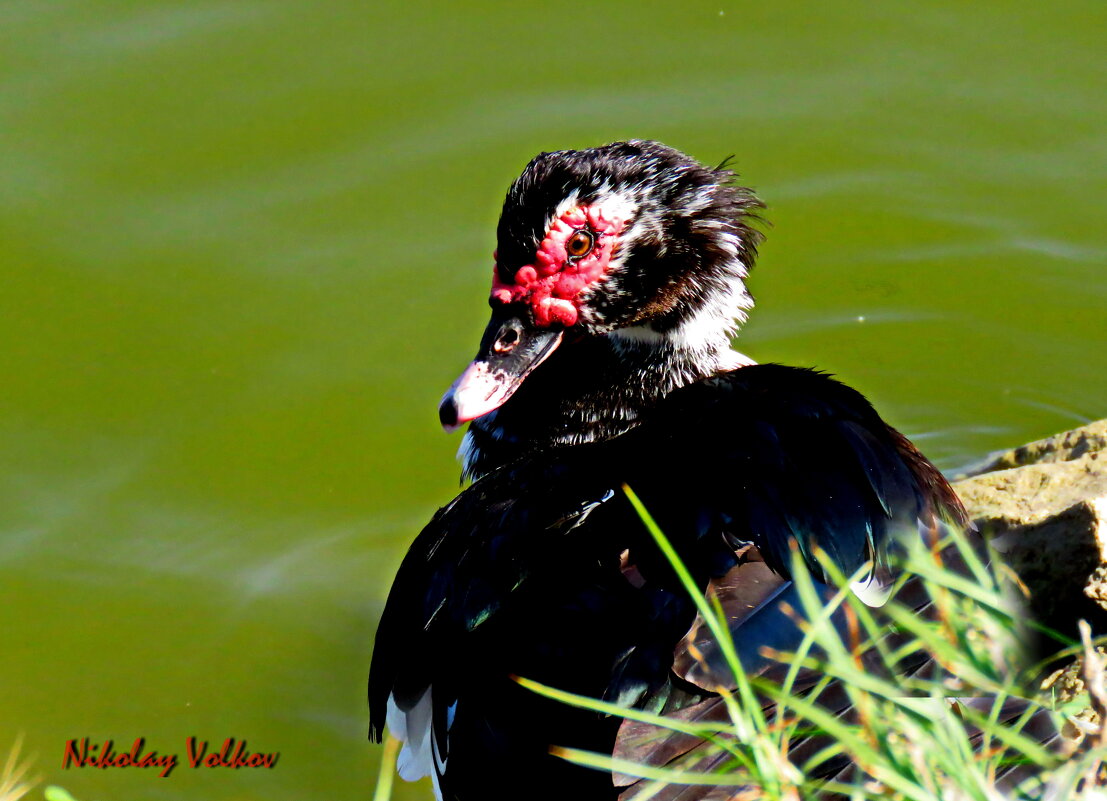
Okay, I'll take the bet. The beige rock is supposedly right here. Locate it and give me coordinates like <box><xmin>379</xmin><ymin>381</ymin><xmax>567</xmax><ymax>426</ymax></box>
<box><xmin>1087</xmin><ymin>564</ymin><xmax>1107</xmax><ymax>610</ymax></box>
<box><xmin>955</xmin><ymin>421</ymin><xmax>1107</xmax><ymax>775</ymax></box>
<box><xmin>952</xmin><ymin>422</ymin><xmax>1107</xmax><ymax>629</ymax></box>
<box><xmin>959</xmin><ymin>419</ymin><xmax>1107</xmax><ymax>478</ymax></box>
<box><xmin>955</xmin><ymin>453</ymin><xmax>1107</xmax><ymax>532</ymax></box>
<box><xmin>1040</xmin><ymin>648</ymin><xmax>1107</xmax><ymax>748</ymax></box>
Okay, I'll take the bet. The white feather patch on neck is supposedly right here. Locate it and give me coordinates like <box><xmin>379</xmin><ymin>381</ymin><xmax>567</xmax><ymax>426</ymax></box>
<box><xmin>610</xmin><ymin>273</ymin><xmax>754</xmax><ymax>359</ymax></box>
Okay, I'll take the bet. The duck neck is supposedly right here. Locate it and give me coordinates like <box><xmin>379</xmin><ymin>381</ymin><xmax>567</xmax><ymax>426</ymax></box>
<box><xmin>459</xmin><ymin>332</ymin><xmax>752</xmax><ymax>480</ymax></box>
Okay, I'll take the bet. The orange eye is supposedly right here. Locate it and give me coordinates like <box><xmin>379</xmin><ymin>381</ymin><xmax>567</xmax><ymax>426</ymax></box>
<box><xmin>565</xmin><ymin>229</ymin><xmax>594</xmax><ymax>259</ymax></box>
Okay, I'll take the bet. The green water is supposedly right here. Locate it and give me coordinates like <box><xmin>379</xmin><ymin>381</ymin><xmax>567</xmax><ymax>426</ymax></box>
<box><xmin>1</xmin><ymin>1</ymin><xmax>1104</xmax><ymax>799</ymax></box>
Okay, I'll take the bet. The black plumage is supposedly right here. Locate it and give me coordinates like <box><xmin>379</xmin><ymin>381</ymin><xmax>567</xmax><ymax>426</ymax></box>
<box><xmin>368</xmin><ymin>141</ymin><xmax>967</xmax><ymax>801</ymax></box>
<box><xmin>370</xmin><ymin>368</ymin><xmax>963</xmax><ymax>800</ymax></box>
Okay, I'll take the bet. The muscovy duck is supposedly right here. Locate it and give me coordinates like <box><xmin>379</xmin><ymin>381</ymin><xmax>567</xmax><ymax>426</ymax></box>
<box><xmin>368</xmin><ymin>140</ymin><xmax>966</xmax><ymax>800</ymax></box>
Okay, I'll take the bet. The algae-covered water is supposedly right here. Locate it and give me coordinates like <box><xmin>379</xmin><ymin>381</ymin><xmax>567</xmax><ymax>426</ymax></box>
<box><xmin>1</xmin><ymin>1</ymin><xmax>1105</xmax><ymax>799</ymax></box>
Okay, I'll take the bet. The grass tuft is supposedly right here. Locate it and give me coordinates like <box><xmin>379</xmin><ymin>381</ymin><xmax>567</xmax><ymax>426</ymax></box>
<box><xmin>377</xmin><ymin>487</ymin><xmax>1107</xmax><ymax>799</ymax></box>
<box><xmin>520</xmin><ymin>486</ymin><xmax>1107</xmax><ymax>800</ymax></box>
<box><xmin>0</xmin><ymin>738</ymin><xmax>35</xmax><ymax>801</ymax></box>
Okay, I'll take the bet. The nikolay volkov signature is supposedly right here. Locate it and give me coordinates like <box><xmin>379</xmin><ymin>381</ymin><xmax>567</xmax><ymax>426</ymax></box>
<box><xmin>63</xmin><ymin>737</ymin><xmax>279</xmax><ymax>778</ymax></box>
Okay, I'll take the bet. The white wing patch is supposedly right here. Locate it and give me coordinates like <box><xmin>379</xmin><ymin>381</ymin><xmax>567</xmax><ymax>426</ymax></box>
<box><xmin>387</xmin><ymin>688</ymin><xmax>453</xmax><ymax>800</ymax></box>
<box><xmin>388</xmin><ymin>689</ymin><xmax>433</xmax><ymax>781</ymax></box>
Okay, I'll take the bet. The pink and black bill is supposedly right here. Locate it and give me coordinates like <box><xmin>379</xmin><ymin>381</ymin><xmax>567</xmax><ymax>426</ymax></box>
<box><xmin>438</xmin><ymin>315</ymin><xmax>563</xmax><ymax>431</ymax></box>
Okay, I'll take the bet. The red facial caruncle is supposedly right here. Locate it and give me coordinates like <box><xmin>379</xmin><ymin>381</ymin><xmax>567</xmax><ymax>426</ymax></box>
<box><xmin>490</xmin><ymin>204</ymin><xmax>628</xmax><ymax>327</ymax></box>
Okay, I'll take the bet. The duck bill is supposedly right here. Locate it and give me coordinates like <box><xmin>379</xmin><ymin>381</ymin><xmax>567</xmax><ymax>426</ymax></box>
<box><xmin>438</xmin><ymin>317</ymin><xmax>563</xmax><ymax>432</ymax></box>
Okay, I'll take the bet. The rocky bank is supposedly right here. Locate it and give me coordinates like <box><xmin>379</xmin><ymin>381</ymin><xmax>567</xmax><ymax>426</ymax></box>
<box><xmin>952</xmin><ymin>419</ymin><xmax>1107</xmax><ymax>637</ymax></box>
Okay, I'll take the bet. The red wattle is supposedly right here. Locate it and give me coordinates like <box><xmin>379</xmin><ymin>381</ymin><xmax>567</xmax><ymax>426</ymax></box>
<box><xmin>488</xmin><ymin>203</ymin><xmax>626</xmax><ymax>328</ymax></box>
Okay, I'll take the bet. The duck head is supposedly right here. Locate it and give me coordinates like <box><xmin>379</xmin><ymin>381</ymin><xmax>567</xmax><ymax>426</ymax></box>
<box><xmin>438</xmin><ymin>141</ymin><xmax>765</xmax><ymax>466</ymax></box>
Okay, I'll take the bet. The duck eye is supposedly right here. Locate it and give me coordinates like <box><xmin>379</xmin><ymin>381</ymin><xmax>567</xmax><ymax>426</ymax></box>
<box><xmin>565</xmin><ymin>230</ymin><xmax>594</xmax><ymax>259</ymax></box>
